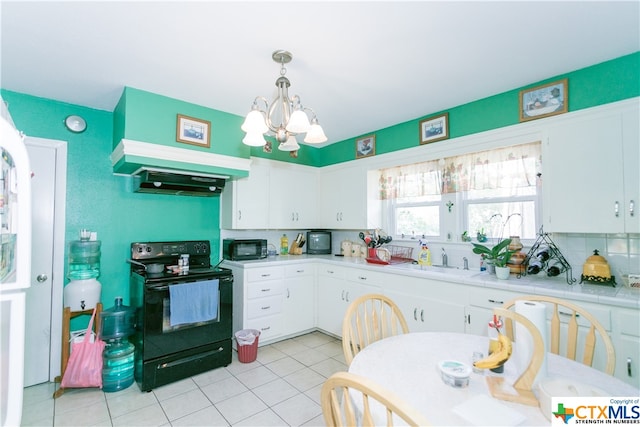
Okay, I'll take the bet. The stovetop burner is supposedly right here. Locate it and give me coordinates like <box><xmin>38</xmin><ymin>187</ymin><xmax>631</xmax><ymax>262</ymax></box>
<box><xmin>129</xmin><ymin>240</ymin><xmax>230</xmax><ymax>284</ymax></box>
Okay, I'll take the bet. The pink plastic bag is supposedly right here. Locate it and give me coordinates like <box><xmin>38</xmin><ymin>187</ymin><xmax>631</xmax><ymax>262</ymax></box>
<box><xmin>60</xmin><ymin>307</ymin><xmax>105</xmax><ymax>389</ymax></box>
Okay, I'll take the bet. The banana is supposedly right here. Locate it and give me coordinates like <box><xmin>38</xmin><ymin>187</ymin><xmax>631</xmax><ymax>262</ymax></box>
<box><xmin>473</xmin><ymin>332</ymin><xmax>513</xmax><ymax>370</ymax></box>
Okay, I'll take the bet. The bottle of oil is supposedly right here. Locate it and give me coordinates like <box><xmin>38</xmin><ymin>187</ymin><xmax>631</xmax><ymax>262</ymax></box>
<box><xmin>280</xmin><ymin>234</ymin><xmax>289</xmax><ymax>255</ymax></box>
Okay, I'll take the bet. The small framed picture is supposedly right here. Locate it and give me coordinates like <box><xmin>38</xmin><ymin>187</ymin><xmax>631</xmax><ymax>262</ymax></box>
<box><xmin>419</xmin><ymin>113</ymin><xmax>449</xmax><ymax>145</ymax></box>
<box><xmin>519</xmin><ymin>79</ymin><xmax>568</xmax><ymax>122</ymax></box>
<box><xmin>356</xmin><ymin>134</ymin><xmax>376</xmax><ymax>159</ymax></box>
<box><xmin>176</xmin><ymin>114</ymin><xmax>211</xmax><ymax>147</ymax></box>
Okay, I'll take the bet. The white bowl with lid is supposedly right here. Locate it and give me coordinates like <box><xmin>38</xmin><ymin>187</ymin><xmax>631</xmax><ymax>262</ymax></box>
<box><xmin>438</xmin><ymin>360</ymin><xmax>472</xmax><ymax>388</ymax></box>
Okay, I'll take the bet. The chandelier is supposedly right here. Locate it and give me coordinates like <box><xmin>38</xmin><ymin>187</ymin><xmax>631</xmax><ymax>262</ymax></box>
<box><xmin>241</xmin><ymin>50</ymin><xmax>327</xmax><ymax>151</ymax></box>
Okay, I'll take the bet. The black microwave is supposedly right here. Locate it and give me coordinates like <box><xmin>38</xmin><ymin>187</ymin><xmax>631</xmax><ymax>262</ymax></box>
<box><xmin>306</xmin><ymin>231</ymin><xmax>332</xmax><ymax>255</ymax></box>
<box><xmin>223</xmin><ymin>239</ymin><xmax>267</xmax><ymax>260</ymax></box>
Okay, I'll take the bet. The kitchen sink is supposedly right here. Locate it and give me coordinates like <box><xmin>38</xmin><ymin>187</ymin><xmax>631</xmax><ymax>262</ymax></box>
<box><xmin>388</xmin><ymin>263</ymin><xmax>480</xmax><ymax>277</ymax></box>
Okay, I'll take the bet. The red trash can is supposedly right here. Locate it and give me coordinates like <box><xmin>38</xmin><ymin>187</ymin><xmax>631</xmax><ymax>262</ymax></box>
<box><xmin>235</xmin><ymin>329</ymin><xmax>260</xmax><ymax>363</ymax></box>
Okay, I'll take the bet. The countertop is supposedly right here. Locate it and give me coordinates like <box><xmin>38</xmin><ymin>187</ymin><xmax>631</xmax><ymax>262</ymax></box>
<box><xmin>221</xmin><ymin>254</ymin><xmax>640</xmax><ymax>310</ymax></box>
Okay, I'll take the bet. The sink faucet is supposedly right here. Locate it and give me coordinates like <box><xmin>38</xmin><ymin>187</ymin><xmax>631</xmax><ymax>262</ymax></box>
<box><xmin>463</xmin><ymin>257</ymin><xmax>469</xmax><ymax>270</ymax></box>
<box><xmin>441</xmin><ymin>248</ymin><xmax>448</xmax><ymax>267</ymax></box>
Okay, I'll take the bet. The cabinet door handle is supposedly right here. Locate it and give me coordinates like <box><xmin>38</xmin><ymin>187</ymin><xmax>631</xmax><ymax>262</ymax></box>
<box><xmin>341</xmin><ymin>290</ymin><xmax>345</xmax><ymax>301</ymax></box>
<box><xmin>346</xmin><ymin>291</ymin><xmax>350</xmax><ymax>302</ymax></box>
<box><xmin>296</xmin><ymin>269</ymin><xmax>304</xmax><ymax>273</ymax></box>
<box><xmin>261</xmin><ymin>326</ymin><xmax>271</xmax><ymax>331</ymax></box>
<box><xmin>358</xmin><ymin>276</ymin><xmax>367</xmax><ymax>281</ymax></box>
<box><xmin>261</xmin><ymin>288</ymin><xmax>271</xmax><ymax>292</ymax></box>
<box><xmin>558</xmin><ymin>310</ymin><xmax>580</xmax><ymax>318</ymax></box>
<box><xmin>287</xmin><ymin>288</ymin><xmax>290</xmax><ymax>299</ymax></box>
<box><xmin>292</xmin><ymin>212</ymin><xmax>295</xmax><ymax>221</ymax></box>
<box><xmin>327</xmin><ymin>270</ymin><xmax>335</xmax><ymax>275</ymax></box>
<box><xmin>630</xmin><ymin>200</ymin><xmax>635</xmax><ymax>217</ymax></box>
<box><xmin>488</xmin><ymin>299</ymin><xmax>504</xmax><ymax>305</ymax></box>
<box><xmin>238</xmin><ymin>210</ymin><xmax>242</xmax><ymax>220</ymax></box>
<box><xmin>420</xmin><ymin>309</ymin><xmax>424</xmax><ymax>322</ymax></box>
<box><xmin>296</xmin><ymin>213</ymin><xmax>299</xmax><ymax>221</ymax></box>
<box><xmin>615</xmin><ymin>201</ymin><xmax>620</xmax><ymax>217</ymax></box>
<box><xmin>261</xmin><ymin>306</ymin><xmax>271</xmax><ymax>310</ymax></box>
<box><xmin>628</xmin><ymin>357</ymin><xmax>632</xmax><ymax>377</ymax></box>
<box><xmin>340</xmin><ymin>212</ymin><xmax>343</xmax><ymax>221</ymax></box>
<box><xmin>336</xmin><ymin>213</ymin><xmax>339</xmax><ymax>221</ymax></box>
<box><xmin>413</xmin><ymin>308</ymin><xmax>417</xmax><ymax>321</ymax></box>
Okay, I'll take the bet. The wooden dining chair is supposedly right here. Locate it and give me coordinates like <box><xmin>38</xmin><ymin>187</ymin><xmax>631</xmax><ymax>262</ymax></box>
<box><xmin>502</xmin><ymin>295</ymin><xmax>615</xmax><ymax>375</ymax></box>
<box><xmin>342</xmin><ymin>294</ymin><xmax>409</xmax><ymax>365</ymax></box>
<box><xmin>321</xmin><ymin>371</ymin><xmax>430</xmax><ymax>427</ymax></box>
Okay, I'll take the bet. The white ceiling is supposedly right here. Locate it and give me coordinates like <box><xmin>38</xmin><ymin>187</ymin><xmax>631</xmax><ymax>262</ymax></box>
<box><xmin>1</xmin><ymin>1</ymin><xmax>638</xmax><ymax>146</ymax></box>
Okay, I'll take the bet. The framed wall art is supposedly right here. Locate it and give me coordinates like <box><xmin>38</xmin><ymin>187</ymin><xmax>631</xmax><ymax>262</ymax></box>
<box><xmin>519</xmin><ymin>78</ymin><xmax>568</xmax><ymax>122</ymax></box>
<box><xmin>419</xmin><ymin>112</ymin><xmax>449</xmax><ymax>145</ymax></box>
<box><xmin>355</xmin><ymin>134</ymin><xmax>376</xmax><ymax>159</ymax></box>
<box><xmin>176</xmin><ymin>114</ymin><xmax>211</xmax><ymax>147</ymax></box>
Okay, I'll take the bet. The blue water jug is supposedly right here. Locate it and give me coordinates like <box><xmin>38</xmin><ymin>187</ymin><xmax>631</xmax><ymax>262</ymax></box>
<box><xmin>102</xmin><ymin>338</ymin><xmax>135</xmax><ymax>392</ymax></box>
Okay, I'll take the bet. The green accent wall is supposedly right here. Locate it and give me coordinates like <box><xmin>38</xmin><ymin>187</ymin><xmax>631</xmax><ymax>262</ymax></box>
<box><xmin>1</xmin><ymin>51</ymin><xmax>638</xmax><ymax>309</ymax></box>
<box><xmin>1</xmin><ymin>89</ymin><xmax>223</xmax><ymax>311</ymax></box>
<box><xmin>315</xmin><ymin>52</ymin><xmax>640</xmax><ymax>166</ymax></box>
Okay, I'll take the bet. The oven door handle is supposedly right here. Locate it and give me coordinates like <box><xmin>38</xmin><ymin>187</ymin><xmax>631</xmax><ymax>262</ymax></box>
<box><xmin>157</xmin><ymin>347</ymin><xmax>225</xmax><ymax>370</ymax></box>
<box><xmin>147</xmin><ymin>276</ymin><xmax>232</xmax><ymax>292</ymax></box>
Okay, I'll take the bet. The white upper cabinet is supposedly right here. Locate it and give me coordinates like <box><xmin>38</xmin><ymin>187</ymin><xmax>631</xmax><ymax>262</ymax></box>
<box><xmin>319</xmin><ymin>165</ymin><xmax>367</xmax><ymax>229</ymax></box>
<box><xmin>544</xmin><ymin>101</ymin><xmax>639</xmax><ymax>233</ymax></box>
<box><xmin>220</xmin><ymin>160</ymin><xmax>270</xmax><ymax>229</ymax></box>
<box><xmin>269</xmin><ymin>162</ymin><xmax>318</xmax><ymax>229</ymax></box>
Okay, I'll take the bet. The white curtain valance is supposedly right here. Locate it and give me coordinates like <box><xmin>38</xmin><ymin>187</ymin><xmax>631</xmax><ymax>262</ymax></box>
<box><xmin>379</xmin><ymin>142</ymin><xmax>541</xmax><ymax>200</ymax></box>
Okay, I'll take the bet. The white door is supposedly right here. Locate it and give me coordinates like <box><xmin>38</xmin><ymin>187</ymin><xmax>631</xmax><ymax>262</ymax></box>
<box><xmin>24</xmin><ymin>138</ymin><xmax>66</xmax><ymax>386</ymax></box>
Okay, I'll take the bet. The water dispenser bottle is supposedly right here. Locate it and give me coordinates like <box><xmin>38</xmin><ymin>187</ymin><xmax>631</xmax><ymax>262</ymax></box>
<box><xmin>102</xmin><ymin>338</ymin><xmax>135</xmax><ymax>392</ymax></box>
<box><xmin>64</xmin><ymin>238</ymin><xmax>102</xmax><ymax>311</ymax></box>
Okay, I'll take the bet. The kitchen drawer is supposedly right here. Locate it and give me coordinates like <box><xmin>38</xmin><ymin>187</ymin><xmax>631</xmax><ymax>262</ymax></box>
<box><xmin>344</xmin><ymin>268</ymin><xmax>390</xmax><ymax>287</ymax></box>
<box><xmin>285</xmin><ymin>264</ymin><xmax>315</xmax><ymax>277</ymax></box>
<box><xmin>317</xmin><ymin>265</ymin><xmax>346</xmax><ymax>279</ymax></box>
<box><xmin>244</xmin><ymin>316</ymin><xmax>283</xmax><ymax>343</ymax></box>
<box><xmin>246</xmin><ymin>280</ymin><xmax>284</xmax><ymax>299</ymax></box>
<box><xmin>617</xmin><ymin>310</ymin><xmax>640</xmax><ymax>337</ymax></box>
<box><xmin>469</xmin><ymin>289</ymin><xmax>611</xmax><ymax>331</ymax></box>
<box><xmin>246</xmin><ymin>266</ymin><xmax>284</xmax><ymax>282</ymax></box>
<box><xmin>247</xmin><ymin>295</ymin><xmax>283</xmax><ymax>319</ymax></box>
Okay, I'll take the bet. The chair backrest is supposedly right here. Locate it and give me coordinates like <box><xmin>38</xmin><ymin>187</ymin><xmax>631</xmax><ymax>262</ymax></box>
<box><xmin>321</xmin><ymin>371</ymin><xmax>430</xmax><ymax>427</ymax></box>
<box><xmin>342</xmin><ymin>294</ymin><xmax>409</xmax><ymax>365</ymax></box>
<box><xmin>502</xmin><ymin>295</ymin><xmax>615</xmax><ymax>375</ymax></box>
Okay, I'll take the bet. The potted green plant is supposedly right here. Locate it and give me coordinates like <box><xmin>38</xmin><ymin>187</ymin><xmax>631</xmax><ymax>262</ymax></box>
<box><xmin>471</xmin><ymin>238</ymin><xmax>517</xmax><ymax>279</ymax></box>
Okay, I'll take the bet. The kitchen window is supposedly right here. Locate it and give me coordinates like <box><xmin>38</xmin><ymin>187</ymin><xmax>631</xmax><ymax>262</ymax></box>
<box><xmin>379</xmin><ymin>142</ymin><xmax>542</xmax><ymax>241</ymax></box>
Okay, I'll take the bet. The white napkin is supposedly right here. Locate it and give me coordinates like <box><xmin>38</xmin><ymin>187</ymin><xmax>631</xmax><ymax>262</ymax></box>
<box><xmin>452</xmin><ymin>395</ymin><xmax>526</xmax><ymax>426</ymax></box>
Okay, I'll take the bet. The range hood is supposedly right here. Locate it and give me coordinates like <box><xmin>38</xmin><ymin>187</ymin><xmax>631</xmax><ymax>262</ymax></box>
<box><xmin>132</xmin><ymin>167</ymin><xmax>227</xmax><ymax>197</ymax></box>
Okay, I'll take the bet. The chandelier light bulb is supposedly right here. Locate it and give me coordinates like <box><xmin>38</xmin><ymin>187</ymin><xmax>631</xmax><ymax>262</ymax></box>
<box><xmin>286</xmin><ymin>107</ymin><xmax>311</xmax><ymax>133</ymax></box>
<box><xmin>241</xmin><ymin>108</ymin><xmax>268</xmax><ymax>134</ymax></box>
<box><xmin>304</xmin><ymin>119</ymin><xmax>328</xmax><ymax>144</ymax></box>
<box><xmin>278</xmin><ymin>135</ymin><xmax>300</xmax><ymax>151</ymax></box>
<box><xmin>242</xmin><ymin>131</ymin><xmax>267</xmax><ymax>147</ymax></box>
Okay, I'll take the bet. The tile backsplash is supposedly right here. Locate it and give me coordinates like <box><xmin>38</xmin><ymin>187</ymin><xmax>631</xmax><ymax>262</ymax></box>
<box><xmin>220</xmin><ymin>230</ymin><xmax>639</xmax><ymax>278</ymax></box>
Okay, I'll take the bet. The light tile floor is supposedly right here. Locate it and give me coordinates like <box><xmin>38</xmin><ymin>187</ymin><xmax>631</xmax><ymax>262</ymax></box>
<box><xmin>21</xmin><ymin>331</ymin><xmax>345</xmax><ymax>426</ymax></box>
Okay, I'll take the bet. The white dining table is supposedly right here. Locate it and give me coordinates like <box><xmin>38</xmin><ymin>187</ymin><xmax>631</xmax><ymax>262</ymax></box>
<box><xmin>348</xmin><ymin>332</ymin><xmax>639</xmax><ymax>426</ymax></box>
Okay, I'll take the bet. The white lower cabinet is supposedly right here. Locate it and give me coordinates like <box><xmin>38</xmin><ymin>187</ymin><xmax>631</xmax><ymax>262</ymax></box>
<box><xmin>613</xmin><ymin>309</ymin><xmax>640</xmax><ymax>388</ymax></box>
<box><xmin>228</xmin><ymin>259</ymin><xmax>638</xmax><ymax>386</ymax></box>
<box><xmin>282</xmin><ymin>264</ymin><xmax>316</xmax><ymax>336</ymax></box>
<box><xmin>384</xmin><ymin>276</ymin><xmax>466</xmax><ymax>333</ymax></box>
<box><xmin>316</xmin><ymin>265</ymin><xmax>382</xmax><ymax>337</ymax></box>
<box><xmin>242</xmin><ymin>266</ymin><xmax>285</xmax><ymax>343</ymax></box>
<box><xmin>464</xmin><ymin>287</ymin><xmax>523</xmax><ymax>335</ymax></box>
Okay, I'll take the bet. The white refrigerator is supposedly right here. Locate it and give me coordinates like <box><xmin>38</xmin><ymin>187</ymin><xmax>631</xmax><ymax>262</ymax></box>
<box><xmin>0</xmin><ymin>99</ymin><xmax>32</xmax><ymax>427</ymax></box>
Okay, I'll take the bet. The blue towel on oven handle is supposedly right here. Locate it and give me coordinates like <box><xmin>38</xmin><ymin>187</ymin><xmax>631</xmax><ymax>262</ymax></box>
<box><xmin>169</xmin><ymin>279</ymin><xmax>219</xmax><ymax>326</ymax></box>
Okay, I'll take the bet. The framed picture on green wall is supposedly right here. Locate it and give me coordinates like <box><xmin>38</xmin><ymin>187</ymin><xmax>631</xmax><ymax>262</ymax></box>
<box><xmin>419</xmin><ymin>112</ymin><xmax>449</xmax><ymax>145</ymax></box>
<box><xmin>356</xmin><ymin>134</ymin><xmax>376</xmax><ymax>158</ymax></box>
<box><xmin>519</xmin><ymin>79</ymin><xmax>568</xmax><ymax>122</ymax></box>
<box><xmin>176</xmin><ymin>114</ymin><xmax>211</xmax><ymax>148</ymax></box>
